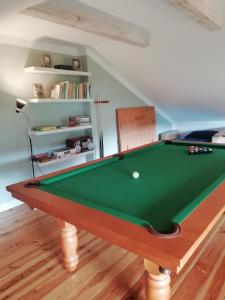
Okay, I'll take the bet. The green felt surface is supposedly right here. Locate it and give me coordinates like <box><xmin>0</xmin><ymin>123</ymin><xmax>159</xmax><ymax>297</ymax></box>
<box><xmin>39</xmin><ymin>142</ymin><xmax>225</xmax><ymax>233</ymax></box>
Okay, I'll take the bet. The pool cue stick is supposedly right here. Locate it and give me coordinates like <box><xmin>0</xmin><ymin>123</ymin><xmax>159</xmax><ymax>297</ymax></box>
<box><xmin>99</xmin><ymin>99</ymin><xmax>104</xmax><ymax>158</ymax></box>
<box><xmin>94</xmin><ymin>100</ymin><xmax>109</xmax><ymax>158</ymax></box>
<box><xmin>96</xmin><ymin>98</ymin><xmax>103</xmax><ymax>158</ymax></box>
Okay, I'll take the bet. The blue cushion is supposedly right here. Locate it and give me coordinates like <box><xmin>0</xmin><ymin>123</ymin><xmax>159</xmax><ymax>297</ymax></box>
<box><xmin>184</xmin><ymin>130</ymin><xmax>218</xmax><ymax>142</ymax></box>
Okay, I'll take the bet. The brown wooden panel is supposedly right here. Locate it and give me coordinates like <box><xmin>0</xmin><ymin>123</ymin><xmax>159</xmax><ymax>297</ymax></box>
<box><xmin>116</xmin><ymin>106</ymin><xmax>156</xmax><ymax>151</ymax></box>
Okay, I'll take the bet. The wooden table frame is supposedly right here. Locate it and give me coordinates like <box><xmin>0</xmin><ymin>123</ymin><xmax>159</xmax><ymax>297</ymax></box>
<box><xmin>7</xmin><ymin>142</ymin><xmax>225</xmax><ymax>300</ymax></box>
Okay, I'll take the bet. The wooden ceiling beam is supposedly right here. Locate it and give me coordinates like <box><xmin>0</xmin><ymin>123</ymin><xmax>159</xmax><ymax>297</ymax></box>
<box><xmin>168</xmin><ymin>0</ymin><xmax>223</xmax><ymax>30</ymax></box>
<box><xmin>21</xmin><ymin>0</ymin><xmax>150</xmax><ymax>48</ymax></box>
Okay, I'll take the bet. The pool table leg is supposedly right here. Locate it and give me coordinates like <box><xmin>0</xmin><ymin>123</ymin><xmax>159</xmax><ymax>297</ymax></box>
<box><xmin>144</xmin><ymin>259</ymin><xmax>171</xmax><ymax>300</ymax></box>
<box><xmin>57</xmin><ymin>219</ymin><xmax>79</xmax><ymax>272</ymax></box>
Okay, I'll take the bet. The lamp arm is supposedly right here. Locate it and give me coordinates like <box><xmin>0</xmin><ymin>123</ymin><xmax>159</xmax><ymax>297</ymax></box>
<box><xmin>20</xmin><ymin>111</ymin><xmax>35</xmax><ymax>178</ymax></box>
<box><xmin>20</xmin><ymin>111</ymin><xmax>31</xmax><ymax>129</ymax></box>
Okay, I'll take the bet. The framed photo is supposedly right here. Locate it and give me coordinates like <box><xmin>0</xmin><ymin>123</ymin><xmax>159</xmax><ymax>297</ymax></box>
<box><xmin>33</xmin><ymin>83</ymin><xmax>45</xmax><ymax>98</ymax></box>
<box><xmin>72</xmin><ymin>58</ymin><xmax>81</xmax><ymax>71</ymax></box>
<box><xmin>68</xmin><ymin>116</ymin><xmax>76</xmax><ymax>127</ymax></box>
<box><xmin>41</xmin><ymin>54</ymin><xmax>52</xmax><ymax>68</ymax></box>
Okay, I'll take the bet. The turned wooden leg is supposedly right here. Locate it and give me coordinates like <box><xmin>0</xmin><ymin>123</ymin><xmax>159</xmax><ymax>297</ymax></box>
<box><xmin>57</xmin><ymin>219</ymin><xmax>79</xmax><ymax>272</ymax></box>
<box><xmin>144</xmin><ymin>259</ymin><xmax>171</xmax><ymax>300</ymax></box>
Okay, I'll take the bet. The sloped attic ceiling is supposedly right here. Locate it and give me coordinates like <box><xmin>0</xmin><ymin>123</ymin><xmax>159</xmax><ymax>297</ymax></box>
<box><xmin>79</xmin><ymin>0</ymin><xmax>225</xmax><ymax>125</ymax></box>
<box><xmin>0</xmin><ymin>0</ymin><xmax>225</xmax><ymax>127</ymax></box>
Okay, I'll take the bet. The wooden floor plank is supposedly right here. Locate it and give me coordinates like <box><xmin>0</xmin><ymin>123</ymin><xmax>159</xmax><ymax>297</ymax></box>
<box><xmin>201</xmin><ymin>255</ymin><xmax>225</xmax><ymax>300</ymax></box>
<box><xmin>170</xmin><ymin>215</ymin><xmax>225</xmax><ymax>296</ymax></box>
<box><xmin>44</xmin><ymin>245</ymin><xmax>127</xmax><ymax>300</ymax></box>
<box><xmin>91</xmin><ymin>257</ymin><xmax>144</xmax><ymax>300</ymax></box>
<box><xmin>171</xmin><ymin>222</ymin><xmax>225</xmax><ymax>300</ymax></box>
<box><xmin>0</xmin><ymin>217</ymin><xmax>54</xmax><ymax>253</ymax></box>
<box><xmin>73</xmin><ymin>253</ymin><xmax>138</xmax><ymax>300</ymax></box>
<box><xmin>0</xmin><ymin>205</ymin><xmax>224</xmax><ymax>300</ymax></box>
<box><xmin>0</xmin><ymin>205</ymin><xmax>27</xmax><ymax>222</ymax></box>
<box><xmin>2</xmin><ymin>233</ymin><xmax>101</xmax><ymax>300</ymax></box>
<box><xmin>22</xmin><ymin>239</ymin><xmax>110</xmax><ymax>300</ymax></box>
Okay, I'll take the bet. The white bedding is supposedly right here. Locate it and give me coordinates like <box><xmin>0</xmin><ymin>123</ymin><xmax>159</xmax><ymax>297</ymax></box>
<box><xmin>212</xmin><ymin>130</ymin><xmax>225</xmax><ymax>144</ymax></box>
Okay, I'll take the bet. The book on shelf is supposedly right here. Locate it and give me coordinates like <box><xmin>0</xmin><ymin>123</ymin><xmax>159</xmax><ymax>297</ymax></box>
<box><xmin>51</xmin><ymin>81</ymin><xmax>91</xmax><ymax>99</ymax></box>
<box><xmin>32</xmin><ymin>126</ymin><xmax>57</xmax><ymax>131</ymax></box>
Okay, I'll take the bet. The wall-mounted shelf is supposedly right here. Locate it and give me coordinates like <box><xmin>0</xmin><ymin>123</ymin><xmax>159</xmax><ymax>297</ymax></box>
<box><xmin>28</xmin><ymin>98</ymin><xmax>93</xmax><ymax>103</ymax></box>
<box><xmin>24</xmin><ymin>66</ymin><xmax>92</xmax><ymax>76</ymax></box>
<box><xmin>30</xmin><ymin>125</ymin><xmax>92</xmax><ymax>136</ymax></box>
<box><xmin>36</xmin><ymin>150</ymin><xmax>94</xmax><ymax>167</ymax></box>
<box><xmin>24</xmin><ymin>59</ymin><xmax>94</xmax><ymax>177</ymax></box>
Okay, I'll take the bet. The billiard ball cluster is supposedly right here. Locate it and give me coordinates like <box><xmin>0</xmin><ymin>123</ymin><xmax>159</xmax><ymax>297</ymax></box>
<box><xmin>188</xmin><ymin>145</ymin><xmax>213</xmax><ymax>155</ymax></box>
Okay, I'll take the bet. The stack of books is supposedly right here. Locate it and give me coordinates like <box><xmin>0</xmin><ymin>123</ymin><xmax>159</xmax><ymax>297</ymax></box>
<box><xmin>51</xmin><ymin>81</ymin><xmax>91</xmax><ymax>99</ymax></box>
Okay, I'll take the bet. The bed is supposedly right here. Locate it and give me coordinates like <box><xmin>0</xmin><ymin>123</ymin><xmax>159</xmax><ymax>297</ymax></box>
<box><xmin>159</xmin><ymin>129</ymin><xmax>225</xmax><ymax>144</ymax></box>
<box><xmin>182</xmin><ymin>130</ymin><xmax>218</xmax><ymax>142</ymax></box>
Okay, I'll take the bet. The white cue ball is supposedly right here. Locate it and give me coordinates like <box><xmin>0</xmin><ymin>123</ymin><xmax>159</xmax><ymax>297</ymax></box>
<box><xmin>132</xmin><ymin>171</ymin><xmax>140</xmax><ymax>179</ymax></box>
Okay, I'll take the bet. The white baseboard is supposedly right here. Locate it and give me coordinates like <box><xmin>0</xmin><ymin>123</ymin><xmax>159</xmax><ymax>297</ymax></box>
<box><xmin>0</xmin><ymin>199</ymin><xmax>22</xmax><ymax>212</ymax></box>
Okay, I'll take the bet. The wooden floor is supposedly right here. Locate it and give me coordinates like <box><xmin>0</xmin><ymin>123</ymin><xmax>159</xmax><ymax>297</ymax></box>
<box><xmin>0</xmin><ymin>205</ymin><xmax>224</xmax><ymax>300</ymax></box>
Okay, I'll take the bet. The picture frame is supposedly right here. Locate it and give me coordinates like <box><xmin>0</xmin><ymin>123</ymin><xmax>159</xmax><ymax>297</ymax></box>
<box><xmin>72</xmin><ymin>58</ymin><xmax>81</xmax><ymax>71</ymax></box>
<box><xmin>41</xmin><ymin>54</ymin><xmax>52</xmax><ymax>68</ymax></box>
<box><xmin>68</xmin><ymin>116</ymin><xmax>76</xmax><ymax>127</ymax></box>
<box><xmin>33</xmin><ymin>83</ymin><xmax>45</xmax><ymax>98</ymax></box>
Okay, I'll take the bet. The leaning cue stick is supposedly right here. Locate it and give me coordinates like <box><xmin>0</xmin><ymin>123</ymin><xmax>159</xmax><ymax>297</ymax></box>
<box><xmin>98</xmin><ymin>99</ymin><xmax>103</xmax><ymax>158</ymax></box>
<box><xmin>98</xmin><ymin>99</ymin><xmax>104</xmax><ymax>158</ymax></box>
<box><xmin>95</xmin><ymin>98</ymin><xmax>103</xmax><ymax>158</ymax></box>
<box><xmin>94</xmin><ymin>99</ymin><xmax>110</xmax><ymax>158</ymax></box>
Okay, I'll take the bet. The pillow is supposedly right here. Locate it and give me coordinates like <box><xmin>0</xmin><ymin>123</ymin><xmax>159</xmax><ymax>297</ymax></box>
<box><xmin>214</xmin><ymin>130</ymin><xmax>225</xmax><ymax>137</ymax></box>
<box><xmin>184</xmin><ymin>130</ymin><xmax>218</xmax><ymax>142</ymax></box>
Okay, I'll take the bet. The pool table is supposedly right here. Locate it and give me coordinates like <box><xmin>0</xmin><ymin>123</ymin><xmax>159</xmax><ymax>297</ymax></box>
<box><xmin>7</xmin><ymin>141</ymin><xmax>225</xmax><ymax>300</ymax></box>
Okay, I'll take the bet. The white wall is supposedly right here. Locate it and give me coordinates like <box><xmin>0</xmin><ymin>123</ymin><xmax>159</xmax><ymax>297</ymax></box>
<box><xmin>80</xmin><ymin>0</ymin><xmax>225</xmax><ymax>133</ymax></box>
<box><xmin>0</xmin><ymin>0</ymin><xmax>225</xmax><ymax>136</ymax></box>
<box><xmin>0</xmin><ymin>44</ymin><xmax>95</xmax><ymax>210</ymax></box>
<box><xmin>0</xmin><ymin>43</ymin><xmax>172</xmax><ymax>211</ymax></box>
<box><xmin>87</xmin><ymin>57</ymin><xmax>172</xmax><ymax>156</ymax></box>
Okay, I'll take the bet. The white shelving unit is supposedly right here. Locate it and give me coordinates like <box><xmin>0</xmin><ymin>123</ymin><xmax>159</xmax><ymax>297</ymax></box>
<box><xmin>26</xmin><ymin>64</ymin><xmax>95</xmax><ymax>175</ymax></box>
<box><xmin>30</xmin><ymin>125</ymin><xmax>92</xmax><ymax>136</ymax></box>
<box><xmin>35</xmin><ymin>150</ymin><xmax>94</xmax><ymax>167</ymax></box>
<box><xmin>24</xmin><ymin>66</ymin><xmax>92</xmax><ymax>77</ymax></box>
<box><xmin>28</xmin><ymin>98</ymin><xmax>93</xmax><ymax>103</ymax></box>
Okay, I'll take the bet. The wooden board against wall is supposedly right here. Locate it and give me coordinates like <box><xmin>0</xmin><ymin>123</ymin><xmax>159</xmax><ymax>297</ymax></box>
<box><xmin>116</xmin><ymin>106</ymin><xmax>156</xmax><ymax>151</ymax></box>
